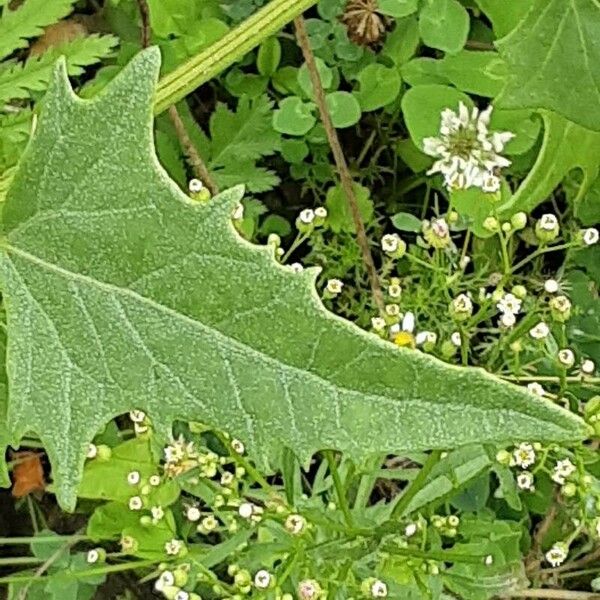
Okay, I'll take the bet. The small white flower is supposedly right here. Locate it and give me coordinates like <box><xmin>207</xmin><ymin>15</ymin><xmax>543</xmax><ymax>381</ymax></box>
<box><xmin>186</xmin><ymin>506</ymin><xmax>201</xmax><ymax>522</ymax></box>
<box><xmin>545</xmin><ymin>543</ymin><xmax>568</xmax><ymax>567</ymax></box>
<box><xmin>388</xmin><ymin>282</ymin><xmax>402</xmax><ymax>298</ymax></box>
<box><xmin>529</xmin><ymin>322</ymin><xmax>550</xmax><ymax>340</ymax></box>
<box><xmin>326</xmin><ymin>279</ymin><xmax>344</xmax><ymax>295</ymax></box>
<box><xmin>544</xmin><ymin>279</ymin><xmax>560</xmax><ymax>293</ymax></box>
<box><xmin>164</xmin><ymin>538</ymin><xmax>184</xmax><ymax>556</ymax></box>
<box><xmin>86</xmin><ymin>443</ymin><xmax>98</xmax><ymax>459</ymax></box>
<box><xmin>238</xmin><ymin>502</ymin><xmax>255</xmax><ymax>519</ymax></box>
<box><xmin>290</xmin><ymin>262</ymin><xmax>303</xmax><ymax>273</ymax></box>
<box><xmin>298</xmin><ymin>580</ymin><xmax>321</xmax><ymax>600</ymax></box>
<box><xmin>151</xmin><ymin>505</ymin><xmax>164</xmax><ymax>523</ymax></box>
<box><xmin>538</xmin><ymin>214</ymin><xmax>559</xmax><ymax>231</ymax></box>
<box><xmin>154</xmin><ymin>570</ymin><xmax>175</xmax><ymax>592</ymax></box>
<box><xmin>86</xmin><ymin>549</ymin><xmax>99</xmax><ymax>564</ymax></box>
<box><xmin>516</xmin><ymin>471</ymin><xmax>535</xmax><ymax>491</ymax></box>
<box><xmin>188</xmin><ymin>178</ymin><xmax>203</xmax><ymax>193</ymax></box>
<box><xmin>415</xmin><ymin>331</ymin><xmax>437</xmax><ymax>345</ymax></box>
<box><xmin>582</xmin><ymin>227</ymin><xmax>599</xmax><ymax>246</ymax></box>
<box><xmin>371</xmin><ymin>580</ymin><xmax>388</xmax><ymax>598</ymax></box>
<box><xmin>481</xmin><ymin>172</ymin><xmax>500</xmax><ymax>193</ymax></box>
<box><xmin>513</xmin><ymin>443</ymin><xmax>536</xmax><ymax>469</ymax></box>
<box><xmin>220</xmin><ymin>471</ymin><xmax>234</xmax><ymax>486</ymax></box>
<box><xmin>497</xmin><ymin>293</ymin><xmax>522</xmax><ymax>315</ymax></box>
<box><xmin>484</xmin><ymin>555</ymin><xmax>494</xmax><ymax>566</ymax></box>
<box><xmin>314</xmin><ymin>207</ymin><xmax>327</xmax><ymax>219</ymax></box>
<box><xmin>254</xmin><ymin>570</ymin><xmax>272</xmax><ymax>589</ymax></box>
<box><xmin>381</xmin><ymin>233</ymin><xmax>401</xmax><ymax>254</ymax></box>
<box><xmin>285</xmin><ymin>513</ymin><xmax>306</xmax><ymax>535</ymax></box>
<box><xmin>451</xmin><ymin>331</ymin><xmax>462</xmax><ymax>346</ymax></box>
<box><xmin>134</xmin><ymin>422</ymin><xmax>148</xmax><ymax>435</ymax></box>
<box><xmin>129</xmin><ymin>410</ymin><xmax>146</xmax><ymax>423</ymax></box>
<box><xmin>385</xmin><ymin>303</ymin><xmax>400</xmax><ymax>317</ymax></box>
<box><xmin>499</xmin><ymin>311</ymin><xmax>516</xmax><ymax>328</ymax></box>
<box><xmin>127</xmin><ymin>470</ymin><xmax>141</xmax><ymax>485</ymax></box>
<box><xmin>371</xmin><ymin>317</ymin><xmax>386</xmax><ymax>331</ymax></box>
<box><xmin>404</xmin><ymin>522</ymin><xmax>418</xmax><ymax>537</ymax></box>
<box><xmin>128</xmin><ymin>496</ymin><xmax>143</xmax><ymax>511</ymax></box>
<box><xmin>231</xmin><ymin>439</ymin><xmax>245</xmax><ymax>454</ymax></box>
<box><xmin>552</xmin><ymin>459</ymin><xmax>576</xmax><ymax>485</ymax></box>
<box><xmin>582</xmin><ymin>359</ymin><xmax>595</xmax><ymax>375</ymax></box>
<box><xmin>558</xmin><ymin>349</ymin><xmax>575</xmax><ymax>367</ymax></box>
<box><xmin>232</xmin><ymin>203</ymin><xmax>244</xmax><ymax>220</ymax></box>
<box><xmin>175</xmin><ymin>591</ymin><xmax>190</xmax><ymax>600</ymax></box>
<box><xmin>527</xmin><ymin>382</ymin><xmax>545</xmax><ymax>396</ymax></box>
<box><xmin>299</xmin><ymin>208</ymin><xmax>315</xmax><ymax>224</ymax></box>
<box><xmin>200</xmin><ymin>515</ymin><xmax>218</xmax><ymax>532</ymax></box>
<box><xmin>149</xmin><ymin>475</ymin><xmax>161</xmax><ymax>486</ymax></box>
<box><xmin>459</xmin><ymin>255</ymin><xmax>471</xmax><ymax>269</ymax></box>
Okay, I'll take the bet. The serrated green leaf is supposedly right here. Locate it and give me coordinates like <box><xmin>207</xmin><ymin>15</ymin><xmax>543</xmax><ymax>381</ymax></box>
<box><xmin>496</xmin><ymin>0</ymin><xmax>600</xmax><ymax>132</ymax></box>
<box><xmin>474</xmin><ymin>0</ymin><xmax>533</xmax><ymax>37</ymax></box>
<box><xmin>0</xmin><ymin>50</ymin><xmax>588</xmax><ymax>510</ymax></box>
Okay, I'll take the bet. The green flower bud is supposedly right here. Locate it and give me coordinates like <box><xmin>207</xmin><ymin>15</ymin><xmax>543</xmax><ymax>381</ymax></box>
<box><xmin>423</xmin><ymin>218</ymin><xmax>451</xmax><ymax>249</ymax></box>
<box><xmin>483</xmin><ymin>216</ymin><xmax>500</xmax><ymax>233</ymax></box>
<box><xmin>440</xmin><ymin>340</ymin><xmax>457</xmax><ymax>359</ymax></box>
<box><xmin>234</xmin><ymin>569</ymin><xmax>252</xmax><ymax>589</ymax></box>
<box><xmin>549</xmin><ymin>295</ymin><xmax>572</xmax><ymax>322</ymax></box>
<box><xmin>501</xmin><ymin>222</ymin><xmax>511</xmax><ymax>233</ymax></box>
<box><xmin>510</xmin><ymin>212</ymin><xmax>527</xmax><ymax>230</ymax></box>
<box><xmin>561</xmin><ymin>482</ymin><xmax>577</xmax><ymax>497</ymax></box>
<box><xmin>511</xmin><ymin>285</ymin><xmax>527</xmax><ymax>299</ymax></box>
<box><xmin>535</xmin><ymin>214</ymin><xmax>560</xmax><ymax>242</ymax></box>
<box><xmin>381</xmin><ymin>234</ymin><xmax>406</xmax><ymax>258</ymax></box>
<box><xmin>496</xmin><ymin>449</ymin><xmax>511</xmax><ymax>465</ymax></box>
<box><xmin>96</xmin><ymin>444</ymin><xmax>112</xmax><ymax>461</ymax></box>
<box><xmin>174</xmin><ymin>566</ymin><xmax>189</xmax><ymax>587</ymax></box>
<box><xmin>449</xmin><ymin>294</ymin><xmax>473</xmax><ymax>321</ymax></box>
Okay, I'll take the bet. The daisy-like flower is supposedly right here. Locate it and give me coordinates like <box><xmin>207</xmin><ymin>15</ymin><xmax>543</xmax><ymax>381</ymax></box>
<box><xmin>527</xmin><ymin>382</ymin><xmax>545</xmax><ymax>396</ymax></box>
<box><xmin>513</xmin><ymin>442</ymin><xmax>536</xmax><ymax>469</ymax></box>
<box><xmin>391</xmin><ymin>311</ymin><xmax>416</xmax><ymax>348</ymax></box>
<box><xmin>582</xmin><ymin>227</ymin><xmax>599</xmax><ymax>246</ymax></box>
<box><xmin>423</xmin><ymin>102</ymin><xmax>513</xmax><ymax>192</ymax></box>
<box><xmin>497</xmin><ymin>293</ymin><xmax>522</xmax><ymax>316</ymax></box>
<box><xmin>499</xmin><ymin>311</ymin><xmax>516</xmax><ymax>328</ymax></box>
<box><xmin>545</xmin><ymin>542</ymin><xmax>568</xmax><ymax>567</ymax></box>
<box><xmin>529</xmin><ymin>322</ymin><xmax>550</xmax><ymax>340</ymax></box>
<box><xmin>552</xmin><ymin>459</ymin><xmax>576</xmax><ymax>484</ymax></box>
<box><xmin>516</xmin><ymin>471</ymin><xmax>535</xmax><ymax>491</ymax></box>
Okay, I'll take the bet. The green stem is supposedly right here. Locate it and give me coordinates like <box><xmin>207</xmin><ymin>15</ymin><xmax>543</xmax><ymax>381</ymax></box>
<box><xmin>323</xmin><ymin>450</ymin><xmax>354</xmax><ymax>529</ymax></box>
<box><xmin>0</xmin><ymin>556</ymin><xmax>46</xmax><ymax>566</ymax></box>
<box><xmin>391</xmin><ymin>450</ymin><xmax>442</xmax><ymax>519</ymax></box>
<box><xmin>380</xmin><ymin>543</ymin><xmax>485</xmax><ymax>564</ymax></box>
<box><xmin>154</xmin><ymin>0</ymin><xmax>318</xmax><ymax>114</ymax></box>
<box><xmin>511</xmin><ymin>242</ymin><xmax>574</xmax><ymax>273</ymax></box>
<box><xmin>0</xmin><ymin>535</ymin><xmax>91</xmax><ymax>545</ymax></box>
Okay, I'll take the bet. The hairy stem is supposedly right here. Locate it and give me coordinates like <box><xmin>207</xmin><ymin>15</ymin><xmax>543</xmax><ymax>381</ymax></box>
<box><xmin>294</xmin><ymin>16</ymin><xmax>385</xmax><ymax>315</ymax></box>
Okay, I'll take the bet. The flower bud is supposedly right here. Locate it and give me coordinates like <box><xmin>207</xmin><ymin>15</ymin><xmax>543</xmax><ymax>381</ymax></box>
<box><xmin>423</xmin><ymin>218</ymin><xmax>451</xmax><ymax>249</ymax></box>
<box><xmin>483</xmin><ymin>216</ymin><xmax>500</xmax><ymax>233</ymax></box>
<box><xmin>449</xmin><ymin>294</ymin><xmax>473</xmax><ymax>321</ymax></box>
<box><xmin>511</xmin><ymin>285</ymin><xmax>527</xmax><ymax>299</ymax></box>
<box><xmin>535</xmin><ymin>214</ymin><xmax>559</xmax><ymax>242</ymax></box>
<box><xmin>549</xmin><ymin>295</ymin><xmax>572</xmax><ymax>322</ymax></box>
<box><xmin>510</xmin><ymin>212</ymin><xmax>527</xmax><ymax>230</ymax></box>
<box><xmin>96</xmin><ymin>444</ymin><xmax>112</xmax><ymax>461</ymax></box>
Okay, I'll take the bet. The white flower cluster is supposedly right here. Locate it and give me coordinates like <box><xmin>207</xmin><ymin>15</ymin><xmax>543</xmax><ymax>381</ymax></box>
<box><xmin>496</xmin><ymin>292</ymin><xmax>522</xmax><ymax>328</ymax></box>
<box><xmin>423</xmin><ymin>103</ymin><xmax>514</xmax><ymax>193</ymax></box>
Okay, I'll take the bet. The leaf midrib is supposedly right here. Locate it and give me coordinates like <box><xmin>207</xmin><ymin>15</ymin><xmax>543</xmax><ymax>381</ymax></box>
<box><xmin>0</xmin><ymin>242</ymin><xmax>578</xmax><ymax>434</ymax></box>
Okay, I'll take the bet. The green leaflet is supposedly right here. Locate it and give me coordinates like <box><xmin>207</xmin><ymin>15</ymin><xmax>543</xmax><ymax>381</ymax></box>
<box><xmin>0</xmin><ymin>49</ymin><xmax>588</xmax><ymax>510</ymax></box>
<box><xmin>499</xmin><ymin>111</ymin><xmax>600</xmax><ymax>217</ymax></box>
<box><xmin>496</xmin><ymin>0</ymin><xmax>600</xmax><ymax>132</ymax></box>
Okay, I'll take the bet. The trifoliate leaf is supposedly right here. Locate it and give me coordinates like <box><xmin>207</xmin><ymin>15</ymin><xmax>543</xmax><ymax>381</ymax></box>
<box><xmin>0</xmin><ymin>49</ymin><xmax>587</xmax><ymax>510</ymax></box>
<box><xmin>496</xmin><ymin>0</ymin><xmax>600</xmax><ymax>132</ymax></box>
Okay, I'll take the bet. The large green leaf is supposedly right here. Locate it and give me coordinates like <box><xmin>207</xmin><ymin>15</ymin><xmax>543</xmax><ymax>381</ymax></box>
<box><xmin>0</xmin><ymin>49</ymin><xmax>587</xmax><ymax>510</ymax></box>
<box><xmin>496</xmin><ymin>0</ymin><xmax>600</xmax><ymax>132</ymax></box>
<box><xmin>499</xmin><ymin>111</ymin><xmax>600</xmax><ymax>217</ymax></box>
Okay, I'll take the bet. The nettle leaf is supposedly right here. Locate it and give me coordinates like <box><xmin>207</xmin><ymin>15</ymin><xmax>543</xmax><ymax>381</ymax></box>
<box><xmin>0</xmin><ymin>49</ymin><xmax>587</xmax><ymax>510</ymax></box>
<box><xmin>496</xmin><ymin>0</ymin><xmax>600</xmax><ymax>132</ymax></box>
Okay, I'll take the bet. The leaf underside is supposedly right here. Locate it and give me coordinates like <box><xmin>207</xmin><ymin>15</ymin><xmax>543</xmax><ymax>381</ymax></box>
<box><xmin>0</xmin><ymin>49</ymin><xmax>587</xmax><ymax>510</ymax></box>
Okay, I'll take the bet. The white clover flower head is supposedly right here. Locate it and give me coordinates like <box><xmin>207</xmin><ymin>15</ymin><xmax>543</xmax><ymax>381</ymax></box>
<box><xmin>149</xmin><ymin>474</ymin><xmax>161</xmax><ymax>486</ymax></box>
<box><xmin>538</xmin><ymin>214</ymin><xmax>559</xmax><ymax>231</ymax></box>
<box><xmin>497</xmin><ymin>293</ymin><xmax>522</xmax><ymax>316</ymax></box>
<box><xmin>86</xmin><ymin>443</ymin><xmax>98</xmax><ymax>459</ymax></box>
<box><xmin>371</xmin><ymin>317</ymin><xmax>386</xmax><ymax>331</ymax></box>
<box><xmin>451</xmin><ymin>331</ymin><xmax>462</xmax><ymax>347</ymax></box>
<box><xmin>298</xmin><ymin>579</ymin><xmax>321</xmax><ymax>600</ymax></box>
<box><xmin>529</xmin><ymin>322</ymin><xmax>550</xmax><ymax>340</ymax></box>
<box><xmin>254</xmin><ymin>569</ymin><xmax>272</xmax><ymax>589</ymax></box>
<box><xmin>314</xmin><ymin>207</ymin><xmax>327</xmax><ymax>219</ymax></box>
<box><xmin>231</xmin><ymin>439</ymin><xmax>245</xmax><ymax>455</ymax></box>
<box><xmin>371</xmin><ymin>579</ymin><xmax>388</xmax><ymax>598</ymax></box>
<box><xmin>544</xmin><ymin>279</ymin><xmax>560</xmax><ymax>294</ymax></box>
<box><xmin>155</xmin><ymin>570</ymin><xmax>175</xmax><ymax>592</ymax></box>
<box><xmin>299</xmin><ymin>208</ymin><xmax>315</xmax><ymax>224</ymax></box>
<box><xmin>423</xmin><ymin>102</ymin><xmax>513</xmax><ymax>192</ymax></box>
<box><xmin>381</xmin><ymin>233</ymin><xmax>401</xmax><ymax>254</ymax></box>
<box><xmin>552</xmin><ymin>459</ymin><xmax>576</xmax><ymax>485</ymax></box>
<box><xmin>238</xmin><ymin>502</ymin><xmax>255</xmax><ymax>519</ymax></box>
<box><xmin>175</xmin><ymin>591</ymin><xmax>190</xmax><ymax>600</ymax></box>
<box><xmin>545</xmin><ymin>543</ymin><xmax>568</xmax><ymax>567</ymax></box>
<box><xmin>516</xmin><ymin>471</ymin><xmax>535</xmax><ymax>491</ymax></box>
<box><xmin>558</xmin><ymin>349</ymin><xmax>575</xmax><ymax>367</ymax></box>
<box><xmin>527</xmin><ymin>382</ymin><xmax>545</xmax><ymax>397</ymax></box>
<box><xmin>513</xmin><ymin>442</ymin><xmax>536</xmax><ymax>469</ymax></box>
<box><xmin>186</xmin><ymin>506</ymin><xmax>201</xmax><ymax>522</ymax></box>
<box><xmin>128</xmin><ymin>496</ymin><xmax>143</xmax><ymax>511</ymax></box>
<box><xmin>582</xmin><ymin>227</ymin><xmax>599</xmax><ymax>246</ymax></box>
<box><xmin>164</xmin><ymin>538</ymin><xmax>184</xmax><ymax>556</ymax></box>
<box><xmin>129</xmin><ymin>410</ymin><xmax>146</xmax><ymax>423</ymax></box>
<box><xmin>415</xmin><ymin>331</ymin><xmax>437</xmax><ymax>346</ymax></box>
<box><xmin>285</xmin><ymin>513</ymin><xmax>306</xmax><ymax>535</ymax></box>
<box><xmin>127</xmin><ymin>470</ymin><xmax>141</xmax><ymax>485</ymax></box>
<box><xmin>582</xmin><ymin>359</ymin><xmax>595</xmax><ymax>375</ymax></box>
<box><xmin>151</xmin><ymin>505</ymin><xmax>164</xmax><ymax>524</ymax></box>
<box><xmin>326</xmin><ymin>278</ymin><xmax>344</xmax><ymax>295</ymax></box>
<box><xmin>499</xmin><ymin>311</ymin><xmax>516</xmax><ymax>328</ymax></box>
<box><xmin>188</xmin><ymin>178</ymin><xmax>203</xmax><ymax>193</ymax></box>
<box><xmin>232</xmin><ymin>203</ymin><xmax>244</xmax><ymax>220</ymax></box>
<box><xmin>404</xmin><ymin>522</ymin><xmax>418</xmax><ymax>537</ymax></box>
<box><xmin>86</xmin><ymin>549</ymin><xmax>99</xmax><ymax>564</ymax></box>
